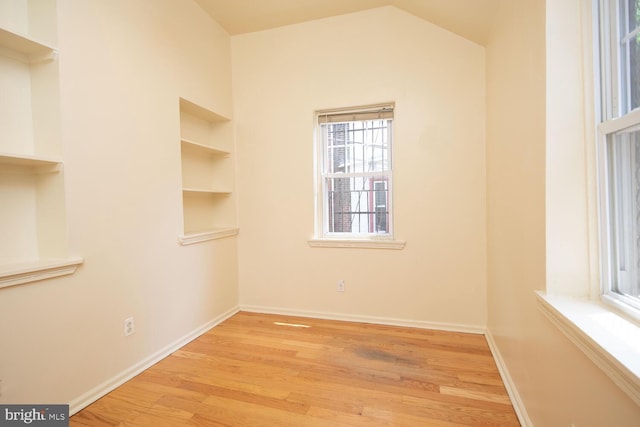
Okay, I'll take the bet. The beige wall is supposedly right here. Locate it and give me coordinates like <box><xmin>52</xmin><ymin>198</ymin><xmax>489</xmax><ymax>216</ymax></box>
<box><xmin>486</xmin><ymin>0</ymin><xmax>640</xmax><ymax>425</ymax></box>
<box><xmin>232</xmin><ymin>6</ymin><xmax>488</xmax><ymax>329</ymax></box>
<box><xmin>2</xmin><ymin>1</ymin><xmax>638</xmax><ymax>423</ymax></box>
<box><xmin>0</xmin><ymin>0</ymin><xmax>239</xmax><ymax>406</ymax></box>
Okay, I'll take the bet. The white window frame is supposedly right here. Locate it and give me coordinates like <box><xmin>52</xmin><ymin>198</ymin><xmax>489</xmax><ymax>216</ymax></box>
<box><xmin>309</xmin><ymin>103</ymin><xmax>405</xmax><ymax>250</ymax></box>
<box><xmin>596</xmin><ymin>0</ymin><xmax>640</xmax><ymax>319</ymax></box>
<box><xmin>537</xmin><ymin>0</ymin><xmax>640</xmax><ymax>410</ymax></box>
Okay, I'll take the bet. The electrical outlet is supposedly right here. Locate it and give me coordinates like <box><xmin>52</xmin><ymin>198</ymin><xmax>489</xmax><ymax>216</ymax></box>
<box><xmin>124</xmin><ymin>317</ymin><xmax>135</xmax><ymax>336</ymax></box>
<box><xmin>337</xmin><ymin>280</ymin><xmax>345</xmax><ymax>292</ymax></box>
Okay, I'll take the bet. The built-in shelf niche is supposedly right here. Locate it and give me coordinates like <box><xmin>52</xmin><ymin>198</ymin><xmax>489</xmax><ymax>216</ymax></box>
<box><xmin>178</xmin><ymin>98</ymin><xmax>238</xmax><ymax>245</ymax></box>
<box><xmin>0</xmin><ymin>0</ymin><xmax>82</xmax><ymax>288</ymax></box>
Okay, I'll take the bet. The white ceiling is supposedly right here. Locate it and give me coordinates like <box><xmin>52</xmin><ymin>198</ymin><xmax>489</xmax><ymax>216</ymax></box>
<box><xmin>194</xmin><ymin>0</ymin><xmax>498</xmax><ymax>45</ymax></box>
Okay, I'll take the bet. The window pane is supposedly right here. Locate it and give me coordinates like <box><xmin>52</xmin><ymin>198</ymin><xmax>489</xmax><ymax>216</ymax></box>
<box><xmin>621</xmin><ymin>0</ymin><xmax>640</xmax><ymax>112</ymax></box>
<box><xmin>323</xmin><ymin>120</ymin><xmax>391</xmax><ymax>174</ymax></box>
<box><xmin>319</xmin><ymin>108</ymin><xmax>393</xmax><ymax>237</ymax></box>
<box><xmin>325</xmin><ymin>176</ymin><xmax>389</xmax><ymax>234</ymax></box>
<box><xmin>628</xmin><ymin>0</ymin><xmax>640</xmax><ymax>31</ymax></box>
<box><xmin>630</xmin><ymin>35</ymin><xmax>640</xmax><ymax>111</ymax></box>
<box><xmin>607</xmin><ymin>128</ymin><xmax>640</xmax><ymax>300</ymax></box>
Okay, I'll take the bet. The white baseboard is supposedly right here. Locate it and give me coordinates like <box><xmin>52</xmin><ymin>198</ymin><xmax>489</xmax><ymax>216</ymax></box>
<box><xmin>484</xmin><ymin>329</ymin><xmax>532</xmax><ymax>427</ymax></box>
<box><xmin>239</xmin><ymin>304</ymin><xmax>486</xmax><ymax>334</ymax></box>
<box><xmin>69</xmin><ymin>305</ymin><xmax>240</xmax><ymax>415</ymax></box>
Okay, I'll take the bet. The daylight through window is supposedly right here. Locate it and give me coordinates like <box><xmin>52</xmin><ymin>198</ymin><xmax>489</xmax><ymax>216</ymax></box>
<box><xmin>598</xmin><ymin>0</ymin><xmax>640</xmax><ymax>312</ymax></box>
<box><xmin>316</xmin><ymin>104</ymin><xmax>394</xmax><ymax>237</ymax></box>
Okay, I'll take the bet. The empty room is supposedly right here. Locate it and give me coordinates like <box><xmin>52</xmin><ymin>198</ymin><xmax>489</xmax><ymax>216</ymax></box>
<box><xmin>0</xmin><ymin>0</ymin><xmax>639</xmax><ymax>425</ymax></box>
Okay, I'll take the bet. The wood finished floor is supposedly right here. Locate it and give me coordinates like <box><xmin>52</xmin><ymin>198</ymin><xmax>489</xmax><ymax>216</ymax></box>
<box><xmin>70</xmin><ymin>312</ymin><xmax>520</xmax><ymax>426</ymax></box>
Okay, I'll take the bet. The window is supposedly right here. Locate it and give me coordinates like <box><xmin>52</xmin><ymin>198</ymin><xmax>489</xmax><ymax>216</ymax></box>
<box><xmin>315</xmin><ymin>103</ymin><xmax>394</xmax><ymax>238</ymax></box>
<box><xmin>597</xmin><ymin>0</ymin><xmax>640</xmax><ymax>314</ymax></box>
<box><xmin>536</xmin><ymin>0</ymin><xmax>640</xmax><ymax>409</ymax></box>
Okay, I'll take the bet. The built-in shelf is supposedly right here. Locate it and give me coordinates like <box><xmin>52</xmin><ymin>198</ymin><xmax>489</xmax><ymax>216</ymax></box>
<box><xmin>179</xmin><ymin>97</ymin><xmax>237</xmax><ymax>243</ymax></box>
<box><xmin>182</xmin><ymin>188</ymin><xmax>232</xmax><ymax>195</ymax></box>
<box><xmin>0</xmin><ymin>26</ymin><xmax>57</xmax><ymax>63</ymax></box>
<box><xmin>0</xmin><ymin>2</ymin><xmax>79</xmax><ymax>285</ymax></box>
<box><xmin>0</xmin><ymin>257</ymin><xmax>83</xmax><ymax>289</ymax></box>
<box><xmin>181</xmin><ymin>139</ymin><xmax>230</xmax><ymax>157</ymax></box>
<box><xmin>179</xmin><ymin>98</ymin><xmax>229</xmax><ymax>123</ymax></box>
<box><xmin>0</xmin><ymin>152</ymin><xmax>61</xmax><ymax>168</ymax></box>
<box><xmin>178</xmin><ymin>228</ymin><xmax>239</xmax><ymax>245</ymax></box>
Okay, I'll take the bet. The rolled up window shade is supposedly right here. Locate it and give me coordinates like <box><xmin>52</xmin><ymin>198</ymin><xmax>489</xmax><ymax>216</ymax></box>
<box><xmin>317</xmin><ymin>103</ymin><xmax>394</xmax><ymax>124</ymax></box>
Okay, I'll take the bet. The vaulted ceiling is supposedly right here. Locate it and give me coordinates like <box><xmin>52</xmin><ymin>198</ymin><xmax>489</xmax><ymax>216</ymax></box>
<box><xmin>194</xmin><ymin>0</ymin><xmax>498</xmax><ymax>45</ymax></box>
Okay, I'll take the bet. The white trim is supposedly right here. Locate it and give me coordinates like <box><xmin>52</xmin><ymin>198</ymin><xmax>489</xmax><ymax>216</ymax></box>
<box><xmin>179</xmin><ymin>228</ymin><xmax>239</xmax><ymax>245</ymax></box>
<box><xmin>307</xmin><ymin>238</ymin><xmax>405</xmax><ymax>250</ymax></box>
<box><xmin>239</xmin><ymin>305</ymin><xmax>485</xmax><ymax>334</ymax></box>
<box><xmin>68</xmin><ymin>305</ymin><xmax>240</xmax><ymax>415</ymax></box>
<box><xmin>485</xmin><ymin>329</ymin><xmax>532</xmax><ymax>427</ymax></box>
<box><xmin>536</xmin><ymin>291</ymin><xmax>640</xmax><ymax>406</ymax></box>
<box><xmin>602</xmin><ymin>293</ymin><xmax>640</xmax><ymax>322</ymax></box>
<box><xmin>583</xmin><ymin>0</ymin><xmax>603</xmax><ymax>301</ymax></box>
<box><xmin>598</xmin><ymin>108</ymin><xmax>640</xmax><ymax>135</ymax></box>
<box><xmin>0</xmin><ymin>258</ymin><xmax>83</xmax><ymax>289</ymax></box>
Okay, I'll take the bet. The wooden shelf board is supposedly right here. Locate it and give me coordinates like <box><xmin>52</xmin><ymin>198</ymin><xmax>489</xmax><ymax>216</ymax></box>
<box><xmin>0</xmin><ymin>257</ymin><xmax>83</xmax><ymax>289</ymax></box>
<box><xmin>0</xmin><ymin>26</ymin><xmax>56</xmax><ymax>56</ymax></box>
<box><xmin>180</xmin><ymin>139</ymin><xmax>230</xmax><ymax>156</ymax></box>
<box><xmin>179</xmin><ymin>228</ymin><xmax>239</xmax><ymax>245</ymax></box>
<box><xmin>179</xmin><ymin>98</ymin><xmax>230</xmax><ymax>123</ymax></box>
<box><xmin>183</xmin><ymin>188</ymin><xmax>231</xmax><ymax>196</ymax></box>
<box><xmin>0</xmin><ymin>152</ymin><xmax>62</xmax><ymax>167</ymax></box>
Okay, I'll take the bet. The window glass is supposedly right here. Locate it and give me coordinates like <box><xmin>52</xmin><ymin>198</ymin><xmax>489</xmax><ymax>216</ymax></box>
<box><xmin>620</xmin><ymin>0</ymin><xmax>640</xmax><ymax>112</ymax></box>
<box><xmin>317</xmin><ymin>106</ymin><xmax>394</xmax><ymax>237</ymax></box>
<box><xmin>599</xmin><ymin>0</ymin><xmax>640</xmax><ymax>312</ymax></box>
<box><xmin>607</xmin><ymin>127</ymin><xmax>640</xmax><ymax>303</ymax></box>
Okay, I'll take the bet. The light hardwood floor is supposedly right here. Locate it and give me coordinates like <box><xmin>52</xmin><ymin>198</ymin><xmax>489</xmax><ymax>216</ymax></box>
<box><xmin>70</xmin><ymin>312</ymin><xmax>520</xmax><ymax>426</ymax></box>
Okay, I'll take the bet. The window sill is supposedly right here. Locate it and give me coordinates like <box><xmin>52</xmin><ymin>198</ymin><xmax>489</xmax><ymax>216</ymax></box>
<box><xmin>307</xmin><ymin>238</ymin><xmax>405</xmax><ymax>250</ymax></box>
<box><xmin>535</xmin><ymin>291</ymin><xmax>640</xmax><ymax>406</ymax></box>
